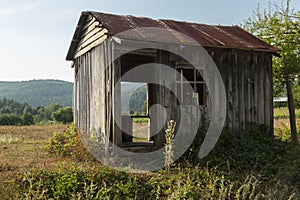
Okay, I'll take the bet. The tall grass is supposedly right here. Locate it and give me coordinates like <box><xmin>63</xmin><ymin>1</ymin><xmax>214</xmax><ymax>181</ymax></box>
<box><xmin>9</xmin><ymin>123</ymin><xmax>299</xmax><ymax>199</ymax></box>
<box><xmin>14</xmin><ymin>164</ymin><xmax>297</xmax><ymax>199</ymax></box>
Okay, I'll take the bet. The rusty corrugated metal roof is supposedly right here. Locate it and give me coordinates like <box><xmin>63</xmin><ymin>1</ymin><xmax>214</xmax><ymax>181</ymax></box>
<box><xmin>90</xmin><ymin>11</ymin><xmax>279</xmax><ymax>51</ymax></box>
<box><xmin>66</xmin><ymin>11</ymin><xmax>279</xmax><ymax>60</ymax></box>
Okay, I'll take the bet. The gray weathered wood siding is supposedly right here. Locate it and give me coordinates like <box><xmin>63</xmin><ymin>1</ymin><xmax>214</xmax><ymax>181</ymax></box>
<box><xmin>74</xmin><ymin>42</ymin><xmax>113</xmax><ymax>140</ymax></box>
<box><xmin>74</xmin><ymin>40</ymin><xmax>274</xmax><ymax>148</ymax></box>
<box><xmin>207</xmin><ymin>48</ymin><xmax>273</xmax><ymax>135</ymax></box>
<box><xmin>74</xmin><ymin>15</ymin><xmax>108</xmax><ymax>59</ymax></box>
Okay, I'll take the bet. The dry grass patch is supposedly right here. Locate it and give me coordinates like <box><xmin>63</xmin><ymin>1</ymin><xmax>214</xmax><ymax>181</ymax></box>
<box><xmin>0</xmin><ymin>125</ymin><xmax>69</xmax><ymax>199</ymax></box>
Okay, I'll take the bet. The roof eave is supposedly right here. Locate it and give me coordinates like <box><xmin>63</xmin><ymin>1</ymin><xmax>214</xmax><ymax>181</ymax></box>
<box><xmin>66</xmin><ymin>11</ymin><xmax>90</xmax><ymax>61</ymax></box>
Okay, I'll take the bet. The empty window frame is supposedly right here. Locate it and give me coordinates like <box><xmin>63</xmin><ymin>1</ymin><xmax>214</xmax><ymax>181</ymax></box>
<box><xmin>176</xmin><ymin>67</ymin><xmax>206</xmax><ymax>106</ymax></box>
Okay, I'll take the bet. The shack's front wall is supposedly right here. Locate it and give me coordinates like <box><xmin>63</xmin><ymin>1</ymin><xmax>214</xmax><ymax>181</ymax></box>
<box><xmin>74</xmin><ymin>42</ymin><xmax>113</xmax><ymax>140</ymax></box>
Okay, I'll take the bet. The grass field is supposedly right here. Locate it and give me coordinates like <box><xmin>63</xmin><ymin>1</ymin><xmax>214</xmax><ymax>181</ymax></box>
<box><xmin>274</xmin><ymin>107</ymin><xmax>300</xmax><ymax>119</ymax></box>
<box><xmin>0</xmin><ymin>125</ymin><xmax>70</xmax><ymax>198</ymax></box>
<box><xmin>0</xmin><ymin>119</ymin><xmax>299</xmax><ymax>199</ymax></box>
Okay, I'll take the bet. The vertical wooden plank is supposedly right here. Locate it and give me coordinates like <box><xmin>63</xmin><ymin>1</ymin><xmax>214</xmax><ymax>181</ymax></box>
<box><xmin>79</xmin><ymin>56</ymin><xmax>83</xmax><ymax>131</ymax></box>
<box><xmin>76</xmin><ymin>58</ymin><xmax>80</xmax><ymax>130</ymax></box>
<box><xmin>257</xmin><ymin>54</ymin><xmax>265</xmax><ymax>125</ymax></box>
<box><xmin>93</xmin><ymin>49</ymin><xmax>99</xmax><ymax>133</ymax></box>
<box><xmin>227</xmin><ymin>52</ymin><xmax>233</xmax><ymax>129</ymax></box>
<box><xmin>93</xmin><ymin>44</ymin><xmax>107</xmax><ymax>145</ymax></box>
<box><xmin>238</xmin><ymin>53</ymin><xmax>245</xmax><ymax>130</ymax></box>
<box><xmin>84</xmin><ymin>54</ymin><xmax>87</xmax><ymax>133</ymax></box>
<box><xmin>74</xmin><ymin>60</ymin><xmax>78</xmax><ymax>128</ymax></box>
<box><xmin>105</xmin><ymin>42</ymin><xmax>112</xmax><ymax>150</ymax></box>
<box><xmin>86</xmin><ymin>53</ymin><xmax>90</xmax><ymax>133</ymax></box>
<box><xmin>253</xmin><ymin>54</ymin><xmax>258</xmax><ymax>124</ymax></box>
<box><xmin>243</xmin><ymin>54</ymin><xmax>249</xmax><ymax>125</ymax></box>
<box><xmin>222</xmin><ymin>52</ymin><xmax>229</xmax><ymax>128</ymax></box>
<box><xmin>215</xmin><ymin>51</ymin><xmax>228</xmax><ymax>128</ymax></box>
<box><xmin>232</xmin><ymin>51</ymin><xmax>239</xmax><ymax>130</ymax></box>
<box><xmin>154</xmin><ymin>49</ymin><xmax>169</xmax><ymax>147</ymax></box>
<box><xmin>79</xmin><ymin>57</ymin><xmax>83</xmax><ymax>130</ymax></box>
<box><xmin>246</xmin><ymin>54</ymin><xmax>252</xmax><ymax>124</ymax></box>
<box><xmin>251</xmin><ymin>56</ymin><xmax>255</xmax><ymax>125</ymax></box>
<box><xmin>264</xmin><ymin>54</ymin><xmax>273</xmax><ymax>136</ymax></box>
<box><xmin>88</xmin><ymin>53</ymin><xmax>93</xmax><ymax>132</ymax></box>
<box><xmin>112</xmin><ymin>47</ymin><xmax>122</xmax><ymax>147</ymax></box>
<box><xmin>89</xmin><ymin>50</ymin><xmax>94</xmax><ymax>133</ymax></box>
<box><xmin>269</xmin><ymin>55</ymin><xmax>274</xmax><ymax>137</ymax></box>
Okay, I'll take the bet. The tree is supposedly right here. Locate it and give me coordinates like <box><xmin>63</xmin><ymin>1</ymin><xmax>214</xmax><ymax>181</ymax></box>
<box><xmin>244</xmin><ymin>0</ymin><xmax>299</xmax><ymax>143</ymax></box>
<box><xmin>23</xmin><ymin>112</ymin><xmax>34</xmax><ymax>125</ymax></box>
<box><xmin>52</xmin><ymin>107</ymin><xmax>74</xmax><ymax>124</ymax></box>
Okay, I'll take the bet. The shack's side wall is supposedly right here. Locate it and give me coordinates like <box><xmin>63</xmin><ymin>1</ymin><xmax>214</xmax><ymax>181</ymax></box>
<box><xmin>206</xmin><ymin>49</ymin><xmax>273</xmax><ymax>135</ymax></box>
<box><xmin>74</xmin><ymin>42</ymin><xmax>113</xmax><ymax>139</ymax></box>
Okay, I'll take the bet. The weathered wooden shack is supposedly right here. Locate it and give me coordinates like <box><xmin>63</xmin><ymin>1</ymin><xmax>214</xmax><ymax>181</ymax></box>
<box><xmin>66</xmin><ymin>11</ymin><xmax>279</xmax><ymax>152</ymax></box>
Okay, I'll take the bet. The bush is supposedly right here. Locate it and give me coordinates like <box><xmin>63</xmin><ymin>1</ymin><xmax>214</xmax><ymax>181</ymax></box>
<box><xmin>45</xmin><ymin>123</ymin><xmax>92</xmax><ymax>161</ymax></box>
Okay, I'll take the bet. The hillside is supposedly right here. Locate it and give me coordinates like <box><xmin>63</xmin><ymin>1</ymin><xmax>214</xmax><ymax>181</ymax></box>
<box><xmin>0</xmin><ymin>80</ymin><xmax>73</xmax><ymax>107</ymax></box>
<box><xmin>0</xmin><ymin>80</ymin><xmax>147</xmax><ymax>111</ymax></box>
<box><xmin>121</xmin><ymin>82</ymin><xmax>146</xmax><ymax>113</ymax></box>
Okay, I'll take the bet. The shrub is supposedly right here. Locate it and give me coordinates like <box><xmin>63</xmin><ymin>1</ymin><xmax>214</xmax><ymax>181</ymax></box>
<box><xmin>45</xmin><ymin>123</ymin><xmax>93</xmax><ymax>161</ymax></box>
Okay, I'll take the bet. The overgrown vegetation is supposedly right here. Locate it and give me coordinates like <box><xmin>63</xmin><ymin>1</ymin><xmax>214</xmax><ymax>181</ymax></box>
<box><xmin>7</xmin><ymin>123</ymin><xmax>299</xmax><ymax>199</ymax></box>
<box><xmin>16</xmin><ymin>164</ymin><xmax>297</xmax><ymax>200</ymax></box>
<box><xmin>45</xmin><ymin>123</ymin><xmax>93</xmax><ymax>162</ymax></box>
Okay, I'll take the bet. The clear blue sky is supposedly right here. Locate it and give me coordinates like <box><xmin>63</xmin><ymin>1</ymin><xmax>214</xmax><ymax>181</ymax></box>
<box><xmin>0</xmin><ymin>0</ymin><xmax>299</xmax><ymax>82</ymax></box>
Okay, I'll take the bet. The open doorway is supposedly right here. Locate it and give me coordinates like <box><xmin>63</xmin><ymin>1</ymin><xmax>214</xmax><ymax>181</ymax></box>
<box><xmin>121</xmin><ymin>82</ymin><xmax>151</xmax><ymax>145</ymax></box>
<box><xmin>119</xmin><ymin>52</ymin><xmax>156</xmax><ymax>146</ymax></box>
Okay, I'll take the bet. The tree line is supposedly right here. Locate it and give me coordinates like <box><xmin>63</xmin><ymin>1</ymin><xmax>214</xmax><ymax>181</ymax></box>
<box><xmin>0</xmin><ymin>98</ymin><xmax>73</xmax><ymax>125</ymax></box>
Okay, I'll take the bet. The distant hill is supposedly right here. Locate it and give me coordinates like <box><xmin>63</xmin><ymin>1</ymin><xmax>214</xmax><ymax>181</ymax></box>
<box><xmin>0</xmin><ymin>80</ymin><xmax>147</xmax><ymax>111</ymax></box>
<box><xmin>0</xmin><ymin>80</ymin><xmax>73</xmax><ymax>107</ymax></box>
<box><xmin>121</xmin><ymin>82</ymin><xmax>146</xmax><ymax>113</ymax></box>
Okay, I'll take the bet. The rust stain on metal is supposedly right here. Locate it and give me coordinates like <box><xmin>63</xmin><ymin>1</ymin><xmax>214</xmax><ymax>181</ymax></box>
<box><xmin>90</xmin><ymin>11</ymin><xmax>279</xmax><ymax>52</ymax></box>
<box><xmin>66</xmin><ymin>11</ymin><xmax>279</xmax><ymax>60</ymax></box>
